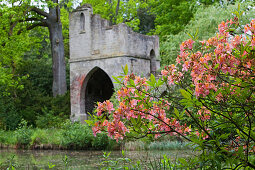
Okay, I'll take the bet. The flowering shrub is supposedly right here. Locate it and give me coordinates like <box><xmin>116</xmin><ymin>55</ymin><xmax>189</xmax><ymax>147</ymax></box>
<box><xmin>91</xmin><ymin>17</ymin><xmax>255</xmax><ymax>168</ymax></box>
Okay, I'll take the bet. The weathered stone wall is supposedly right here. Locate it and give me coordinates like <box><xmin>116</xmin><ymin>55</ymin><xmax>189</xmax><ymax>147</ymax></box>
<box><xmin>69</xmin><ymin>5</ymin><xmax>160</xmax><ymax>122</ymax></box>
<box><xmin>69</xmin><ymin>5</ymin><xmax>159</xmax><ymax>62</ymax></box>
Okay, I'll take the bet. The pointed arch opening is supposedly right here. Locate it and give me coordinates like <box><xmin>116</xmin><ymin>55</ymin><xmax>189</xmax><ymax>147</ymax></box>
<box><xmin>81</xmin><ymin>67</ymin><xmax>114</xmax><ymax>115</ymax></box>
<box><xmin>80</xmin><ymin>13</ymin><xmax>85</xmax><ymax>33</ymax></box>
<box><xmin>150</xmin><ymin>49</ymin><xmax>157</xmax><ymax>75</ymax></box>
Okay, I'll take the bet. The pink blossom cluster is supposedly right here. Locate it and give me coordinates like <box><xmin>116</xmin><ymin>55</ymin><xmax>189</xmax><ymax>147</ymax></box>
<box><xmin>197</xmin><ymin>107</ymin><xmax>211</xmax><ymax>121</ymax></box>
<box><xmin>162</xmin><ymin>19</ymin><xmax>255</xmax><ymax>98</ymax></box>
<box><xmin>92</xmin><ymin>18</ymin><xmax>255</xmax><ymax>143</ymax></box>
<box><xmin>93</xmin><ymin>74</ymin><xmax>191</xmax><ymax>141</ymax></box>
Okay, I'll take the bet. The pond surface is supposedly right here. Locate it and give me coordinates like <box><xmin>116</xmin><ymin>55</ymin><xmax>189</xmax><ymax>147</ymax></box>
<box><xmin>0</xmin><ymin>149</ymin><xmax>196</xmax><ymax>169</ymax></box>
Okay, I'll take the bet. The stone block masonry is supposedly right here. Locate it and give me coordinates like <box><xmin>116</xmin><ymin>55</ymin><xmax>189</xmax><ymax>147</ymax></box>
<box><xmin>69</xmin><ymin>4</ymin><xmax>160</xmax><ymax>122</ymax></box>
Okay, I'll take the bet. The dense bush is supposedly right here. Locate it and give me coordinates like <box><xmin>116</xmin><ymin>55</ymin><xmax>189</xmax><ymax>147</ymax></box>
<box><xmin>35</xmin><ymin>107</ymin><xmax>67</xmax><ymax>128</ymax></box>
<box><xmin>0</xmin><ymin>99</ymin><xmax>22</xmax><ymax>130</ymax></box>
<box><xmin>30</xmin><ymin>129</ymin><xmax>49</xmax><ymax>146</ymax></box>
<box><xmin>60</xmin><ymin>121</ymin><xmax>93</xmax><ymax>149</ymax></box>
<box><xmin>92</xmin><ymin>132</ymin><xmax>111</xmax><ymax>150</ymax></box>
<box><xmin>60</xmin><ymin>121</ymin><xmax>118</xmax><ymax>150</ymax></box>
<box><xmin>15</xmin><ymin>120</ymin><xmax>32</xmax><ymax>146</ymax></box>
<box><xmin>0</xmin><ymin>58</ymin><xmax>70</xmax><ymax>130</ymax></box>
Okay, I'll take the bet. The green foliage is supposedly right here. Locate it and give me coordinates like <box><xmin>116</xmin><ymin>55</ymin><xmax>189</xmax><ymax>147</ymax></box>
<box><xmin>92</xmin><ymin>4</ymin><xmax>255</xmax><ymax>168</ymax></box>
<box><xmin>148</xmin><ymin>141</ymin><xmax>192</xmax><ymax>150</ymax></box>
<box><xmin>152</xmin><ymin>0</ymin><xmax>196</xmax><ymax>36</ymax></box>
<box><xmin>92</xmin><ymin>133</ymin><xmax>111</xmax><ymax>150</ymax></box>
<box><xmin>101</xmin><ymin>150</ymin><xmax>131</xmax><ymax>170</ymax></box>
<box><xmin>0</xmin><ymin>130</ymin><xmax>16</xmax><ymax>145</ymax></box>
<box><xmin>60</xmin><ymin>121</ymin><xmax>118</xmax><ymax>150</ymax></box>
<box><xmin>0</xmin><ymin>99</ymin><xmax>22</xmax><ymax>130</ymax></box>
<box><xmin>60</xmin><ymin>121</ymin><xmax>93</xmax><ymax>149</ymax></box>
<box><xmin>82</xmin><ymin>0</ymin><xmax>152</xmax><ymax>31</ymax></box>
<box><xmin>0</xmin><ymin>56</ymin><xmax>70</xmax><ymax>129</ymax></box>
<box><xmin>60</xmin><ymin>7</ymin><xmax>71</xmax><ymax>59</ymax></box>
<box><xmin>160</xmin><ymin>1</ymin><xmax>255</xmax><ymax>65</ymax></box>
<box><xmin>35</xmin><ymin>108</ymin><xmax>67</xmax><ymax>128</ymax></box>
<box><xmin>0</xmin><ymin>122</ymin><xmax>116</xmax><ymax>150</ymax></box>
<box><xmin>30</xmin><ymin>129</ymin><xmax>49</xmax><ymax>146</ymax></box>
<box><xmin>15</xmin><ymin>120</ymin><xmax>32</xmax><ymax>146</ymax></box>
<box><xmin>60</xmin><ymin>121</ymin><xmax>117</xmax><ymax>150</ymax></box>
<box><xmin>0</xmin><ymin>4</ymin><xmax>36</xmax><ymax>96</ymax></box>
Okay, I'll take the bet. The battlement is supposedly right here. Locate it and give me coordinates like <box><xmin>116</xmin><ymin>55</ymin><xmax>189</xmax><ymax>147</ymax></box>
<box><xmin>69</xmin><ymin>5</ymin><xmax>159</xmax><ymax>63</ymax></box>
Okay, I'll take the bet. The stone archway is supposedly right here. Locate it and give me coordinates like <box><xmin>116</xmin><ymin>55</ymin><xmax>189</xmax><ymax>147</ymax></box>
<box><xmin>82</xmin><ymin>67</ymin><xmax>114</xmax><ymax>115</ymax></box>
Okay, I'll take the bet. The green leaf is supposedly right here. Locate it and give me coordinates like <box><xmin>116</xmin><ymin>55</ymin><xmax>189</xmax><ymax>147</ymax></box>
<box><xmin>150</xmin><ymin>74</ymin><xmax>156</xmax><ymax>86</ymax></box>
<box><xmin>122</xmin><ymin>64</ymin><xmax>129</xmax><ymax>75</ymax></box>
<box><xmin>174</xmin><ymin>108</ymin><xmax>179</xmax><ymax>118</ymax></box>
<box><xmin>178</xmin><ymin>158</ymin><xmax>188</xmax><ymax>166</ymax></box>
<box><xmin>84</xmin><ymin>120</ymin><xmax>93</xmax><ymax>126</ymax></box>
<box><xmin>129</xmin><ymin>79</ymin><xmax>135</xmax><ymax>86</ymax></box>
<box><xmin>214</xmin><ymin>63</ymin><xmax>219</xmax><ymax>69</ymax></box>
<box><xmin>112</xmin><ymin>76</ymin><xmax>121</xmax><ymax>84</ymax></box>
<box><xmin>203</xmin><ymin>63</ymin><xmax>209</xmax><ymax>69</ymax></box>
<box><xmin>180</xmin><ymin>89</ymin><xmax>191</xmax><ymax>99</ymax></box>
<box><xmin>157</xmin><ymin>78</ymin><xmax>164</xmax><ymax>86</ymax></box>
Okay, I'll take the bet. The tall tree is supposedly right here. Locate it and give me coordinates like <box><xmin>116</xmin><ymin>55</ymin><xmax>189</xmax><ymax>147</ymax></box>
<box><xmin>152</xmin><ymin>0</ymin><xmax>196</xmax><ymax>36</ymax></box>
<box><xmin>2</xmin><ymin>0</ymin><xmax>68</xmax><ymax>96</ymax></box>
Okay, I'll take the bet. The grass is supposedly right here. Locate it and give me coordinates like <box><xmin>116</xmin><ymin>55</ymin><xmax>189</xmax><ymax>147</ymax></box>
<box><xmin>123</xmin><ymin>140</ymin><xmax>146</xmax><ymax>151</ymax></box>
<box><xmin>0</xmin><ymin>122</ymin><xmax>119</xmax><ymax>150</ymax></box>
<box><xmin>148</xmin><ymin>141</ymin><xmax>192</xmax><ymax>150</ymax></box>
<box><xmin>30</xmin><ymin>128</ymin><xmax>63</xmax><ymax>146</ymax></box>
<box><xmin>123</xmin><ymin>140</ymin><xmax>193</xmax><ymax>151</ymax></box>
<box><xmin>0</xmin><ymin>130</ymin><xmax>17</xmax><ymax>145</ymax></box>
<box><xmin>0</xmin><ymin>121</ymin><xmax>193</xmax><ymax>151</ymax></box>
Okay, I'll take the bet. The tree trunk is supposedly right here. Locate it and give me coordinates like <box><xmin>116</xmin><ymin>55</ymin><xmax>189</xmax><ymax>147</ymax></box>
<box><xmin>48</xmin><ymin>5</ymin><xmax>67</xmax><ymax>96</ymax></box>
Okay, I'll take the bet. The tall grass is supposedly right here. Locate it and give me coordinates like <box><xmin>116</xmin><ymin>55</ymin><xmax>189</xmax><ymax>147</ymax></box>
<box><xmin>148</xmin><ymin>141</ymin><xmax>192</xmax><ymax>150</ymax></box>
<box><xmin>124</xmin><ymin>140</ymin><xmax>192</xmax><ymax>151</ymax></box>
<box><xmin>123</xmin><ymin>140</ymin><xmax>146</xmax><ymax>151</ymax></box>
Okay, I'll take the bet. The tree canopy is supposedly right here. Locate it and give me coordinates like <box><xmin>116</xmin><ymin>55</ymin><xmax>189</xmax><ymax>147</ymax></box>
<box><xmin>0</xmin><ymin>0</ymin><xmax>69</xmax><ymax>96</ymax></box>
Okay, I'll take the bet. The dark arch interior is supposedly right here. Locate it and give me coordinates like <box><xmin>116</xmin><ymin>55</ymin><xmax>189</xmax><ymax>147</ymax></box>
<box><xmin>150</xmin><ymin>49</ymin><xmax>156</xmax><ymax>75</ymax></box>
<box><xmin>85</xmin><ymin>68</ymin><xmax>114</xmax><ymax>114</ymax></box>
<box><xmin>80</xmin><ymin>13</ymin><xmax>85</xmax><ymax>32</ymax></box>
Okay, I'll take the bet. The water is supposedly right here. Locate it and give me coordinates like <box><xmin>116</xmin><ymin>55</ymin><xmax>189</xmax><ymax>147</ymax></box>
<box><xmin>0</xmin><ymin>149</ymin><xmax>195</xmax><ymax>169</ymax></box>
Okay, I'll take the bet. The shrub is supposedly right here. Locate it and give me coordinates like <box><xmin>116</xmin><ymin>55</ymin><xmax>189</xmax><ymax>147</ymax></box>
<box><xmin>36</xmin><ymin>108</ymin><xmax>67</xmax><ymax>128</ymax></box>
<box><xmin>0</xmin><ymin>58</ymin><xmax>70</xmax><ymax>129</ymax></box>
<box><xmin>60</xmin><ymin>121</ymin><xmax>93</xmax><ymax>149</ymax></box>
<box><xmin>92</xmin><ymin>15</ymin><xmax>255</xmax><ymax>169</ymax></box>
<box><xmin>15</xmin><ymin>120</ymin><xmax>32</xmax><ymax>146</ymax></box>
<box><xmin>0</xmin><ymin>98</ymin><xmax>22</xmax><ymax>130</ymax></box>
<box><xmin>30</xmin><ymin>129</ymin><xmax>49</xmax><ymax>146</ymax></box>
<box><xmin>92</xmin><ymin>133</ymin><xmax>110</xmax><ymax>150</ymax></box>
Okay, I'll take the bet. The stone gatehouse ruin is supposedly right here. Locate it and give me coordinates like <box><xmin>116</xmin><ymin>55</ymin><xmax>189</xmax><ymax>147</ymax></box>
<box><xmin>69</xmin><ymin>4</ymin><xmax>160</xmax><ymax>122</ymax></box>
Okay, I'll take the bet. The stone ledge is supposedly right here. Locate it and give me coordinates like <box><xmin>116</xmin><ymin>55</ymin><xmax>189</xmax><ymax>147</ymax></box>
<box><xmin>69</xmin><ymin>55</ymin><xmax>155</xmax><ymax>63</ymax></box>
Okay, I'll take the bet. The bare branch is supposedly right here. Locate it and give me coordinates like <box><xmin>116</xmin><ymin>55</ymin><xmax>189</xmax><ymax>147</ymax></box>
<box><xmin>17</xmin><ymin>21</ymin><xmax>48</xmax><ymax>35</ymax></box>
<box><xmin>18</xmin><ymin>17</ymin><xmax>44</xmax><ymax>22</ymax></box>
<box><xmin>30</xmin><ymin>7</ymin><xmax>49</xmax><ymax>18</ymax></box>
<box><xmin>124</xmin><ymin>16</ymin><xmax>135</xmax><ymax>23</ymax></box>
